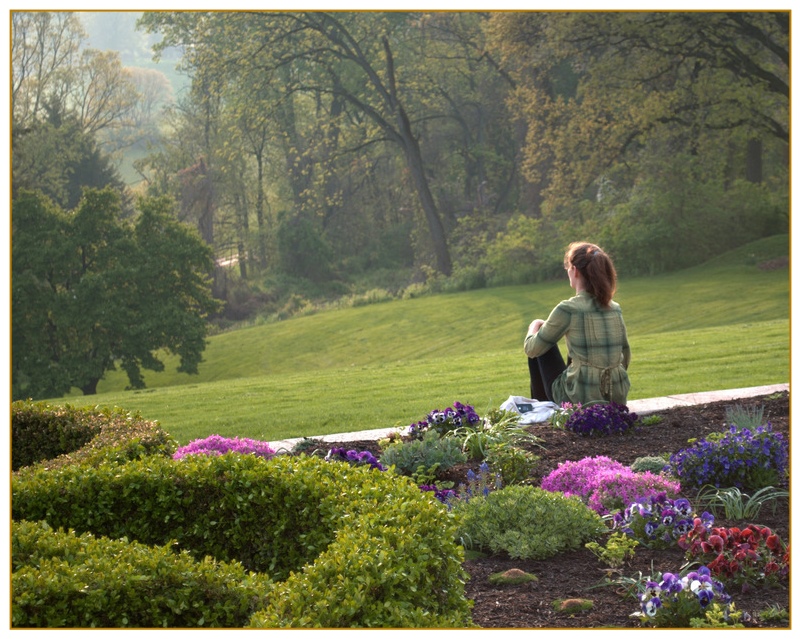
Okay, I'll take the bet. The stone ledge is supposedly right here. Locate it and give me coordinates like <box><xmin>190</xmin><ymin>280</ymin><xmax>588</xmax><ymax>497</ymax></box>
<box><xmin>269</xmin><ymin>383</ymin><xmax>789</xmax><ymax>452</ymax></box>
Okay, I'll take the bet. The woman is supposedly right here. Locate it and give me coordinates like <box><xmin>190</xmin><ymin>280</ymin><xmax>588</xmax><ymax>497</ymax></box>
<box><xmin>524</xmin><ymin>241</ymin><xmax>631</xmax><ymax>406</ymax></box>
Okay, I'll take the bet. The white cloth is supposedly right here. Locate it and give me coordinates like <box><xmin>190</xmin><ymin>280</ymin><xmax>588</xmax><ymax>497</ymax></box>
<box><xmin>499</xmin><ymin>395</ymin><xmax>559</xmax><ymax>424</ymax></box>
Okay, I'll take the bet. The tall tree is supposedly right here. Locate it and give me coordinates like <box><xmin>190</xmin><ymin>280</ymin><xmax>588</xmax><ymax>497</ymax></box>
<box><xmin>11</xmin><ymin>11</ymin><xmax>86</xmax><ymax>128</ymax></box>
<box><xmin>140</xmin><ymin>11</ymin><xmax>456</xmax><ymax>275</ymax></box>
<box><xmin>12</xmin><ymin>188</ymin><xmax>220</xmax><ymax>399</ymax></box>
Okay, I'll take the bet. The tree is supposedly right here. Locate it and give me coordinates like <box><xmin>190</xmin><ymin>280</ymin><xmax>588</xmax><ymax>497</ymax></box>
<box><xmin>487</xmin><ymin>11</ymin><xmax>789</xmax><ymax>206</ymax></box>
<box><xmin>12</xmin><ymin>112</ymin><xmax>129</xmax><ymax>211</ymax></box>
<box><xmin>11</xmin><ymin>11</ymin><xmax>86</xmax><ymax>128</ymax></box>
<box><xmin>12</xmin><ymin>188</ymin><xmax>221</xmax><ymax>400</ymax></box>
<box><xmin>139</xmin><ymin>11</ymin><xmax>456</xmax><ymax>275</ymax></box>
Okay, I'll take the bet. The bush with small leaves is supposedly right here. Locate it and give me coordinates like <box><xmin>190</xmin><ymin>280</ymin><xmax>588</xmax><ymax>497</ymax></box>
<box><xmin>630</xmin><ymin>455</ymin><xmax>669</xmax><ymax>474</ymax></box>
<box><xmin>379</xmin><ymin>430</ymin><xmax>466</xmax><ymax>478</ymax></box>
<box><xmin>12</xmin><ymin>519</ymin><xmax>272</xmax><ymax>628</ymax></box>
<box><xmin>11</xmin><ymin>400</ymin><xmax>176</xmax><ymax>471</ymax></box>
<box><xmin>452</xmin><ymin>485</ymin><xmax>605</xmax><ymax>560</ymax></box>
<box><xmin>12</xmin><ymin>454</ymin><xmax>472</xmax><ymax>628</ymax></box>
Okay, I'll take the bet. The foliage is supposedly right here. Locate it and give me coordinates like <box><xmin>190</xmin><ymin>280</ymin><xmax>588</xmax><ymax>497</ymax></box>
<box><xmin>419</xmin><ymin>461</ymin><xmax>502</xmax><ymax>507</ymax></box>
<box><xmin>549</xmin><ymin>401</ymin><xmax>582</xmax><ymax>429</ymax></box>
<box><xmin>585</xmin><ymin>532</ymin><xmax>639</xmax><ymax>569</ymax></box>
<box><xmin>453</xmin><ymin>462</ymin><xmax>503</xmax><ymax>504</ymax></box>
<box><xmin>489</xmin><ymin>12</ymin><xmax>788</xmax><ymax>205</ymax></box>
<box><xmin>541</xmin><ymin>456</ymin><xmax>681</xmax><ymax>515</ymax></box>
<box><xmin>695</xmin><ymin>485</ymin><xmax>789</xmax><ymax>521</ymax></box>
<box><xmin>379</xmin><ymin>430</ymin><xmax>467</xmax><ymax>478</ymax></box>
<box><xmin>678</xmin><ymin>522</ymin><xmax>789</xmax><ymax>591</ymax></box>
<box><xmin>12</xmin><ymin>520</ymin><xmax>272</xmax><ymax>628</ymax></box>
<box><xmin>452</xmin><ymin>485</ymin><xmax>605</xmax><ymax>560</ymax></box>
<box><xmin>667</xmin><ymin>423</ymin><xmax>788</xmax><ymax>491</ymax></box>
<box><xmin>724</xmin><ymin>403</ymin><xmax>765</xmax><ymax>430</ymax></box>
<box><xmin>757</xmin><ymin>605</ymin><xmax>789</xmax><ymax>623</ymax></box>
<box><xmin>630</xmin><ymin>455</ymin><xmax>669</xmax><ymax>474</ymax></box>
<box><xmin>632</xmin><ymin>566</ymin><xmax>742</xmax><ymax>628</ymax></box>
<box><xmin>484</xmin><ymin>442</ymin><xmax>538</xmax><ymax>485</ymax></box>
<box><xmin>12</xmin><ymin>454</ymin><xmax>472</xmax><ymax>627</ymax></box>
<box><xmin>276</xmin><ymin>215</ymin><xmax>335</xmax><ymax>283</ymax></box>
<box><xmin>454</xmin><ymin>412</ymin><xmax>542</xmax><ymax>463</ymax></box>
<box><xmin>173</xmin><ymin>434</ymin><xmax>276</xmax><ymax>460</ymax></box>
<box><xmin>637</xmin><ymin>414</ymin><xmax>663</xmax><ymax>427</ymax></box>
<box><xmin>11</xmin><ymin>400</ymin><xmax>176</xmax><ymax>472</ymax></box>
<box><xmin>612</xmin><ymin>494</ymin><xmax>714</xmax><ymax>550</ymax></box>
<box><xmin>407</xmin><ymin>401</ymin><xmax>482</xmax><ymax>439</ymax></box>
<box><xmin>324</xmin><ymin>447</ymin><xmax>386</xmax><ymax>471</ymax></box>
<box><xmin>12</xmin><ymin>188</ymin><xmax>220</xmax><ymax>399</ymax></box>
<box><xmin>564</xmin><ymin>402</ymin><xmax>638</xmax><ymax>437</ymax></box>
<box><xmin>12</xmin><ymin>118</ymin><xmax>129</xmax><ymax>211</ymax></box>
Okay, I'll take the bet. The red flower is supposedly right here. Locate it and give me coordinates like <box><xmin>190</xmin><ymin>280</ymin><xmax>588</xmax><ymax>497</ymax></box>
<box><xmin>766</xmin><ymin>534</ymin><xmax>782</xmax><ymax>552</ymax></box>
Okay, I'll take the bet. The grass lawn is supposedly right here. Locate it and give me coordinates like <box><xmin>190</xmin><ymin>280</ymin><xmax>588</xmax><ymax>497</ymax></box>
<box><xmin>48</xmin><ymin>235</ymin><xmax>789</xmax><ymax>445</ymax></box>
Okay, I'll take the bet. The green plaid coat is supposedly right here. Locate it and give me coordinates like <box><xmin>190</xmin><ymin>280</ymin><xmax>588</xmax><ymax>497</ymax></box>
<box><xmin>524</xmin><ymin>291</ymin><xmax>631</xmax><ymax>405</ymax></box>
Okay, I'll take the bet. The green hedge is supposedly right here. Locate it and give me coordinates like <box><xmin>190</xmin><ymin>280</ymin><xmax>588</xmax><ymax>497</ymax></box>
<box><xmin>12</xmin><ymin>454</ymin><xmax>473</xmax><ymax>628</ymax></box>
<box><xmin>12</xmin><ymin>520</ymin><xmax>272</xmax><ymax>628</ymax></box>
<box><xmin>11</xmin><ymin>400</ymin><xmax>177</xmax><ymax>471</ymax></box>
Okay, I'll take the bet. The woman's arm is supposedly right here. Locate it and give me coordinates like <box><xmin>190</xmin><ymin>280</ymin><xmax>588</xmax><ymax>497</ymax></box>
<box><xmin>524</xmin><ymin>304</ymin><xmax>571</xmax><ymax>358</ymax></box>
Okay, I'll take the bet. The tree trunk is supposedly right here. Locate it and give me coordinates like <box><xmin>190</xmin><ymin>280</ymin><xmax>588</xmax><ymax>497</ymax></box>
<box><xmin>745</xmin><ymin>138</ymin><xmax>763</xmax><ymax>184</ymax></box>
<box><xmin>254</xmin><ymin>152</ymin><xmax>268</xmax><ymax>268</ymax></box>
<box><xmin>81</xmin><ymin>378</ymin><xmax>99</xmax><ymax>395</ymax></box>
<box><xmin>382</xmin><ymin>36</ymin><xmax>452</xmax><ymax>276</ymax></box>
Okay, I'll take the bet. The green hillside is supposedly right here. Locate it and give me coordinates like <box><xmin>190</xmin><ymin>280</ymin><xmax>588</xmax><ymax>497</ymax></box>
<box><xmin>53</xmin><ymin>235</ymin><xmax>789</xmax><ymax>445</ymax></box>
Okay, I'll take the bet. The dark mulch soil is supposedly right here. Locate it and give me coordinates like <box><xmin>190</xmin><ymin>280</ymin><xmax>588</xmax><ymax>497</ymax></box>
<box><xmin>308</xmin><ymin>391</ymin><xmax>790</xmax><ymax>629</ymax></box>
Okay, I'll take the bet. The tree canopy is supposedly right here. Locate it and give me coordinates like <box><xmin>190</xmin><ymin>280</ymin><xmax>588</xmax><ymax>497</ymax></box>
<box><xmin>12</xmin><ymin>189</ymin><xmax>220</xmax><ymax>400</ymax></box>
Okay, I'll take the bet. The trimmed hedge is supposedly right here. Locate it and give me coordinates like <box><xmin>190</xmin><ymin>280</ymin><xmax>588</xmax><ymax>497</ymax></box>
<box><xmin>11</xmin><ymin>400</ymin><xmax>177</xmax><ymax>471</ymax></box>
<box><xmin>12</xmin><ymin>520</ymin><xmax>272</xmax><ymax>628</ymax></box>
<box><xmin>12</xmin><ymin>454</ymin><xmax>473</xmax><ymax>628</ymax></box>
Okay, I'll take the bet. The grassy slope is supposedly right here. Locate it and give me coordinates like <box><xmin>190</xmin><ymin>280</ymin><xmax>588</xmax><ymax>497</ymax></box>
<box><xmin>55</xmin><ymin>236</ymin><xmax>789</xmax><ymax>444</ymax></box>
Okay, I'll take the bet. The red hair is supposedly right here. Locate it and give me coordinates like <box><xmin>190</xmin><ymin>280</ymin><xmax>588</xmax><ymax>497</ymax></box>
<box><xmin>564</xmin><ymin>242</ymin><xmax>617</xmax><ymax>307</ymax></box>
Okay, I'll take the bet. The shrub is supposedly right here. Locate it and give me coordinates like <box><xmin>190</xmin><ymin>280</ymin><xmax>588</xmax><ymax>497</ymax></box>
<box><xmin>630</xmin><ymin>455</ymin><xmax>669</xmax><ymax>473</ymax></box>
<box><xmin>379</xmin><ymin>430</ymin><xmax>467</xmax><ymax>478</ymax></box>
<box><xmin>633</xmin><ymin>566</ymin><xmax>742</xmax><ymax>628</ymax></box>
<box><xmin>12</xmin><ymin>520</ymin><xmax>272</xmax><ymax>628</ymax></box>
<box><xmin>564</xmin><ymin>402</ymin><xmax>638</xmax><ymax>437</ymax></box>
<box><xmin>484</xmin><ymin>443</ymin><xmax>539</xmax><ymax>485</ymax></box>
<box><xmin>11</xmin><ymin>400</ymin><xmax>176</xmax><ymax>471</ymax></box>
<box><xmin>541</xmin><ymin>456</ymin><xmax>681</xmax><ymax>515</ymax></box>
<box><xmin>585</xmin><ymin>532</ymin><xmax>639</xmax><ymax>568</ymax></box>
<box><xmin>667</xmin><ymin>423</ymin><xmax>788</xmax><ymax>491</ymax></box>
<box><xmin>452</xmin><ymin>485</ymin><xmax>605</xmax><ymax>560</ymax></box>
<box><xmin>173</xmin><ymin>434</ymin><xmax>276</xmax><ymax>460</ymax></box>
<box><xmin>612</xmin><ymin>493</ymin><xmax>714</xmax><ymax>549</ymax></box>
<box><xmin>12</xmin><ymin>454</ymin><xmax>472</xmax><ymax>628</ymax></box>
<box><xmin>678</xmin><ymin>522</ymin><xmax>789</xmax><ymax>591</ymax></box>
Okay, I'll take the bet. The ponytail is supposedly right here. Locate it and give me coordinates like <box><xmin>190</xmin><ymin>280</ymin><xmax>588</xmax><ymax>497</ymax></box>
<box><xmin>564</xmin><ymin>242</ymin><xmax>617</xmax><ymax>307</ymax></box>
